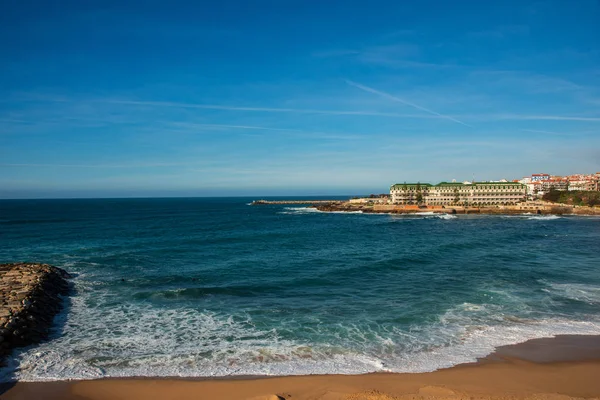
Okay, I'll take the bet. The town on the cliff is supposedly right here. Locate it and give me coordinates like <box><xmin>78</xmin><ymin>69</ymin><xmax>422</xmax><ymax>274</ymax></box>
<box><xmin>254</xmin><ymin>172</ymin><xmax>600</xmax><ymax>216</ymax></box>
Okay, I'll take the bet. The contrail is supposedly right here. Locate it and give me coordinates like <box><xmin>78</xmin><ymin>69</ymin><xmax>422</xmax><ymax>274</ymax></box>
<box><xmin>345</xmin><ymin>79</ymin><xmax>471</xmax><ymax>127</ymax></box>
<box><xmin>103</xmin><ymin>99</ymin><xmax>438</xmax><ymax>119</ymax></box>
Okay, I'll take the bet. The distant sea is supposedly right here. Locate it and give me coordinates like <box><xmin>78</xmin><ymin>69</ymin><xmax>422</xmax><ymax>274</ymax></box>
<box><xmin>1</xmin><ymin>197</ymin><xmax>600</xmax><ymax>381</ymax></box>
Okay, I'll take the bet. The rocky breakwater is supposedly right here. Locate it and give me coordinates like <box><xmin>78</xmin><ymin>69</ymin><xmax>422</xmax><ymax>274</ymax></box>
<box><xmin>316</xmin><ymin>202</ymin><xmax>372</xmax><ymax>213</ymax></box>
<box><xmin>316</xmin><ymin>202</ymin><xmax>600</xmax><ymax>216</ymax></box>
<box><xmin>0</xmin><ymin>263</ymin><xmax>71</xmax><ymax>363</ymax></box>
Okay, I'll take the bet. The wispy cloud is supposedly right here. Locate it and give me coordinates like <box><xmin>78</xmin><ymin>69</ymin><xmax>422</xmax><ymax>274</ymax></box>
<box><xmin>0</xmin><ymin>162</ymin><xmax>191</xmax><ymax>168</ymax></box>
<box><xmin>171</xmin><ymin>122</ymin><xmax>299</xmax><ymax>132</ymax></box>
<box><xmin>520</xmin><ymin>129</ymin><xmax>567</xmax><ymax>136</ymax></box>
<box><xmin>92</xmin><ymin>99</ymin><xmax>445</xmax><ymax>119</ymax></box>
<box><xmin>345</xmin><ymin>80</ymin><xmax>472</xmax><ymax>127</ymax></box>
<box><xmin>467</xmin><ymin>69</ymin><xmax>586</xmax><ymax>96</ymax></box>
<box><xmin>312</xmin><ymin>49</ymin><xmax>360</xmax><ymax>58</ymax></box>
<box><xmin>169</xmin><ymin>122</ymin><xmax>365</xmax><ymax>140</ymax></box>
<box><xmin>356</xmin><ymin>43</ymin><xmax>458</xmax><ymax>69</ymax></box>
<box><xmin>492</xmin><ymin>115</ymin><xmax>600</xmax><ymax>121</ymax></box>
<box><xmin>381</xmin><ymin>29</ymin><xmax>418</xmax><ymax>38</ymax></box>
<box><xmin>467</xmin><ymin>24</ymin><xmax>530</xmax><ymax>40</ymax></box>
<box><xmin>0</xmin><ymin>118</ymin><xmax>30</xmax><ymax>123</ymax></box>
<box><xmin>313</xmin><ymin>39</ymin><xmax>457</xmax><ymax>69</ymax></box>
<box><xmin>6</xmin><ymin>94</ymin><xmax>600</xmax><ymax>127</ymax></box>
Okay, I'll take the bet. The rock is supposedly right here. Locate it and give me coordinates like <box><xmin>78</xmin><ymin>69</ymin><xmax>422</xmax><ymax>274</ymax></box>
<box><xmin>0</xmin><ymin>262</ymin><xmax>71</xmax><ymax>361</ymax></box>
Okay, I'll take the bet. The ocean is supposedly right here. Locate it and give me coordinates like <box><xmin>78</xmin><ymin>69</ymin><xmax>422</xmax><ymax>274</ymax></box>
<box><xmin>1</xmin><ymin>197</ymin><xmax>599</xmax><ymax>381</ymax></box>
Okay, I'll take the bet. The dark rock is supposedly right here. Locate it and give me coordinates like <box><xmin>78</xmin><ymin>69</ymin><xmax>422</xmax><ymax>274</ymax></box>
<box><xmin>0</xmin><ymin>262</ymin><xmax>71</xmax><ymax>363</ymax></box>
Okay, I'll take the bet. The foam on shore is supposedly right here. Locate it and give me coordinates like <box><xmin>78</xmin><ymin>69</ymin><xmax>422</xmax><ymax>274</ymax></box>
<box><xmin>3</xmin><ymin>274</ymin><xmax>600</xmax><ymax>381</ymax></box>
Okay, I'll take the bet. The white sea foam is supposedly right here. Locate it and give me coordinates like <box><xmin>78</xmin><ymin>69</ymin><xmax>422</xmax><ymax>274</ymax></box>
<box><xmin>387</xmin><ymin>317</ymin><xmax>600</xmax><ymax>373</ymax></box>
<box><xmin>6</xmin><ymin>311</ymin><xmax>599</xmax><ymax>380</ymax></box>
<box><xmin>527</xmin><ymin>215</ymin><xmax>562</xmax><ymax>220</ymax></box>
<box><xmin>542</xmin><ymin>282</ymin><xmax>600</xmax><ymax>305</ymax></box>
<box><xmin>4</xmin><ymin>275</ymin><xmax>600</xmax><ymax>381</ymax></box>
<box><xmin>435</xmin><ymin>214</ymin><xmax>457</xmax><ymax>220</ymax></box>
<box><xmin>279</xmin><ymin>207</ymin><xmax>363</xmax><ymax>215</ymax></box>
<box><xmin>279</xmin><ymin>207</ymin><xmax>321</xmax><ymax>215</ymax></box>
<box><xmin>390</xmin><ymin>213</ymin><xmax>457</xmax><ymax>221</ymax></box>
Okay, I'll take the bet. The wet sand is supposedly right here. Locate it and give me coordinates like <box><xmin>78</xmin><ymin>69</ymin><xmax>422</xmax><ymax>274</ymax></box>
<box><xmin>2</xmin><ymin>335</ymin><xmax>600</xmax><ymax>400</ymax></box>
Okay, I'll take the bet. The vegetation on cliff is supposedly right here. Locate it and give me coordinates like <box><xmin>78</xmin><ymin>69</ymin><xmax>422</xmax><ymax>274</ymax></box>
<box><xmin>542</xmin><ymin>189</ymin><xmax>600</xmax><ymax>206</ymax></box>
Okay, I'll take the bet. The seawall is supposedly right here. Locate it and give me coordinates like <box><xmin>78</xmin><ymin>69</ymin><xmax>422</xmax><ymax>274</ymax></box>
<box><xmin>0</xmin><ymin>263</ymin><xmax>71</xmax><ymax>363</ymax></box>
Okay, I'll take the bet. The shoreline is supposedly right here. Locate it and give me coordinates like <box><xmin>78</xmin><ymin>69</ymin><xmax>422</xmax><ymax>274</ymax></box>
<box><xmin>314</xmin><ymin>202</ymin><xmax>600</xmax><ymax>216</ymax></box>
<box><xmin>2</xmin><ymin>335</ymin><xmax>600</xmax><ymax>399</ymax></box>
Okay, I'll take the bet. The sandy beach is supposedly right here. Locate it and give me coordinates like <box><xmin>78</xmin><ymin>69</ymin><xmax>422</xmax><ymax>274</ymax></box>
<box><xmin>2</xmin><ymin>335</ymin><xmax>600</xmax><ymax>400</ymax></box>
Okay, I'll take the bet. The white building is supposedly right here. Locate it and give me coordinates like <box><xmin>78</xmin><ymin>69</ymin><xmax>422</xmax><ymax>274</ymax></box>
<box><xmin>531</xmin><ymin>173</ymin><xmax>550</xmax><ymax>182</ymax></box>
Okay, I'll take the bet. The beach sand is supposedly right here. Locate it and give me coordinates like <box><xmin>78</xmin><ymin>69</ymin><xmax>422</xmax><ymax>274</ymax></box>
<box><xmin>2</xmin><ymin>335</ymin><xmax>600</xmax><ymax>400</ymax></box>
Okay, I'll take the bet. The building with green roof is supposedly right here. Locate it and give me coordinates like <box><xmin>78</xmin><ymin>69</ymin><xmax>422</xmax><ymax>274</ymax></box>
<box><xmin>390</xmin><ymin>181</ymin><xmax>526</xmax><ymax>206</ymax></box>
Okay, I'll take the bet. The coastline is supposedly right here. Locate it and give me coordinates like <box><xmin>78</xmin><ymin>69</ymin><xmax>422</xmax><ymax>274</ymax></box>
<box><xmin>2</xmin><ymin>335</ymin><xmax>600</xmax><ymax>400</ymax></box>
<box><xmin>314</xmin><ymin>202</ymin><xmax>600</xmax><ymax>216</ymax></box>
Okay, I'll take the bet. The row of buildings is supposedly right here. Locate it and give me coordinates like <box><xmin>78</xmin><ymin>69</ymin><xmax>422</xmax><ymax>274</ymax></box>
<box><xmin>518</xmin><ymin>173</ymin><xmax>600</xmax><ymax>195</ymax></box>
<box><xmin>388</xmin><ymin>172</ymin><xmax>600</xmax><ymax>206</ymax></box>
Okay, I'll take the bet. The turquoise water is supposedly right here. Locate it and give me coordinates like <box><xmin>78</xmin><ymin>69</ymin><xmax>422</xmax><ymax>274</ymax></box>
<box><xmin>1</xmin><ymin>198</ymin><xmax>600</xmax><ymax>381</ymax></box>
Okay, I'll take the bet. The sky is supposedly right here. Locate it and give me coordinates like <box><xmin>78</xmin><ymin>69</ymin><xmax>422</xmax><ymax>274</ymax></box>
<box><xmin>1</xmin><ymin>0</ymin><xmax>599</xmax><ymax>198</ymax></box>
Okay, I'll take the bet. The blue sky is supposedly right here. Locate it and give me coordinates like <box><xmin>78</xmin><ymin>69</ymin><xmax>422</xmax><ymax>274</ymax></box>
<box><xmin>1</xmin><ymin>0</ymin><xmax>599</xmax><ymax>198</ymax></box>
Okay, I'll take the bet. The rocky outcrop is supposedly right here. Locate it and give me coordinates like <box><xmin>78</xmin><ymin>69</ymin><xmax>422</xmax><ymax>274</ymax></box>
<box><xmin>252</xmin><ymin>200</ymin><xmax>343</xmax><ymax>205</ymax></box>
<box><xmin>315</xmin><ymin>202</ymin><xmax>600</xmax><ymax>215</ymax></box>
<box><xmin>0</xmin><ymin>263</ymin><xmax>71</xmax><ymax>362</ymax></box>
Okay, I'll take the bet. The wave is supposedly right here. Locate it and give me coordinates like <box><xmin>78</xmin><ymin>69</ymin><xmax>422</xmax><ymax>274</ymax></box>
<box><xmin>435</xmin><ymin>214</ymin><xmax>457</xmax><ymax>220</ymax></box>
<box><xmin>389</xmin><ymin>213</ymin><xmax>456</xmax><ymax>220</ymax></box>
<box><xmin>5</xmin><ymin>311</ymin><xmax>599</xmax><ymax>381</ymax></box>
<box><xmin>324</xmin><ymin>210</ymin><xmax>363</xmax><ymax>214</ymax></box>
<box><xmin>278</xmin><ymin>207</ymin><xmax>321</xmax><ymax>215</ymax></box>
<box><xmin>527</xmin><ymin>215</ymin><xmax>562</xmax><ymax>220</ymax></box>
<box><xmin>542</xmin><ymin>282</ymin><xmax>600</xmax><ymax>305</ymax></box>
<box><xmin>133</xmin><ymin>286</ymin><xmax>261</xmax><ymax>300</ymax></box>
<box><xmin>281</xmin><ymin>208</ymin><xmax>456</xmax><ymax>218</ymax></box>
<box><xmin>4</xmin><ymin>277</ymin><xmax>600</xmax><ymax>381</ymax></box>
<box><xmin>279</xmin><ymin>207</ymin><xmax>363</xmax><ymax>215</ymax></box>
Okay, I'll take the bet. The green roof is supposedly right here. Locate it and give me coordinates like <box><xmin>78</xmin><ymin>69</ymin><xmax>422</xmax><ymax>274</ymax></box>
<box><xmin>436</xmin><ymin>181</ymin><xmax>523</xmax><ymax>186</ymax></box>
<box><xmin>390</xmin><ymin>183</ymin><xmax>433</xmax><ymax>188</ymax></box>
<box><xmin>472</xmin><ymin>182</ymin><xmax>523</xmax><ymax>185</ymax></box>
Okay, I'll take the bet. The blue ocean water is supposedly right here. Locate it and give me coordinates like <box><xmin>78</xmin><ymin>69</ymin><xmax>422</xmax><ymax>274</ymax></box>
<box><xmin>1</xmin><ymin>198</ymin><xmax>600</xmax><ymax>381</ymax></box>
